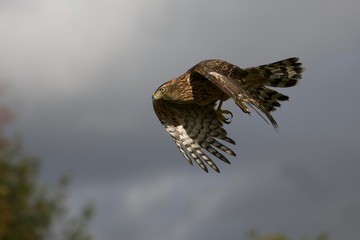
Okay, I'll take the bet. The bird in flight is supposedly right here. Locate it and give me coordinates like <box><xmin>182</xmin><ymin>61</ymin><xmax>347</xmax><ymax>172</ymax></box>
<box><xmin>152</xmin><ymin>57</ymin><xmax>303</xmax><ymax>173</ymax></box>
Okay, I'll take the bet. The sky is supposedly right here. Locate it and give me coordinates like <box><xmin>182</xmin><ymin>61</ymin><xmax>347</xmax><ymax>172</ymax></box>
<box><xmin>1</xmin><ymin>0</ymin><xmax>360</xmax><ymax>239</ymax></box>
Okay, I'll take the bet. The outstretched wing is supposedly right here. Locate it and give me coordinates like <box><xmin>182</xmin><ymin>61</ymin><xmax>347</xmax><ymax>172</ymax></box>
<box><xmin>153</xmin><ymin>100</ymin><xmax>236</xmax><ymax>173</ymax></box>
<box><xmin>191</xmin><ymin>57</ymin><xmax>304</xmax><ymax>128</ymax></box>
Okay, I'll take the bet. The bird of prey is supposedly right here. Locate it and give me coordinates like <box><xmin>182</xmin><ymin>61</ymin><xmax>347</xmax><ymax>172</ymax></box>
<box><xmin>152</xmin><ymin>57</ymin><xmax>303</xmax><ymax>173</ymax></box>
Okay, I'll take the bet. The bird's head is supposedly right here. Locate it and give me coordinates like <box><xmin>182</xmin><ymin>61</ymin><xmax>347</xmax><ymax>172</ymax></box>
<box><xmin>152</xmin><ymin>81</ymin><xmax>176</xmax><ymax>101</ymax></box>
<box><xmin>152</xmin><ymin>84</ymin><xmax>166</xmax><ymax>101</ymax></box>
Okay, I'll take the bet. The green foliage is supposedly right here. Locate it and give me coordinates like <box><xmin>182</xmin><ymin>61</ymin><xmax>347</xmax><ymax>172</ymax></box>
<box><xmin>0</xmin><ymin>136</ymin><xmax>94</xmax><ymax>240</ymax></box>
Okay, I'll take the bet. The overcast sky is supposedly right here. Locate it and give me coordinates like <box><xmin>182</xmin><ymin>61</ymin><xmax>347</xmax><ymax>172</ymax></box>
<box><xmin>1</xmin><ymin>0</ymin><xmax>360</xmax><ymax>239</ymax></box>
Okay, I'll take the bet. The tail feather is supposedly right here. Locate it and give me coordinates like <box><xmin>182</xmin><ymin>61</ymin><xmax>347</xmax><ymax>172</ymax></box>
<box><xmin>244</xmin><ymin>57</ymin><xmax>303</xmax><ymax>88</ymax></box>
<box><xmin>238</xmin><ymin>57</ymin><xmax>304</xmax><ymax>128</ymax></box>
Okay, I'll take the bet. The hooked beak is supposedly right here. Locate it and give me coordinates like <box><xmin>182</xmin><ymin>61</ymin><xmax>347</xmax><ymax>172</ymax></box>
<box><xmin>152</xmin><ymin>91</ymin><xmax>161</xmax><ymax>101</ymax></box>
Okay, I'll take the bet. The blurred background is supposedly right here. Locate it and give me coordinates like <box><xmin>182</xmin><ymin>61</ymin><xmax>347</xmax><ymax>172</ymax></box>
<box><xmin>0</xmin><ymin>0</ymin><xmax>359</xmax><ymax>239</ymax></box>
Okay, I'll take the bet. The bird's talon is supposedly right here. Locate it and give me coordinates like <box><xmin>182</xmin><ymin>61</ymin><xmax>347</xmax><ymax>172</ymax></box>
<box><xmin>216</xmin><ymin>109</ymin><xmax>233</xmax><ymax>124</ymax></box>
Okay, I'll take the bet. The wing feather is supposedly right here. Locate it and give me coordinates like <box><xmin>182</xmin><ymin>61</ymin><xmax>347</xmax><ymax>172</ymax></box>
<box><xmin>153</xmin><ymin>100</ymin><xmax>236</xmax><ymax>172</ymax></box>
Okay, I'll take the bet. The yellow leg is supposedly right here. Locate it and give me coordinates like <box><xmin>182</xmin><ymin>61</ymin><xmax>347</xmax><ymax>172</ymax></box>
<box><xmin>216</xmin><ymin>100</ymin><xmax>233</xmax><ymax>124</ymax></box>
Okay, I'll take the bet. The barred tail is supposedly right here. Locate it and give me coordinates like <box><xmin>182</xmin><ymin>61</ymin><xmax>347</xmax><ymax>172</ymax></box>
<box><xmin>238</xmin><ymin>57</ymin><xmax>304</xmax><ymax>128</ymax></box>
<box><xmin>244</xmin><ymin>57</ymin><xmax>303</xmax><ymax>87</ymax></box>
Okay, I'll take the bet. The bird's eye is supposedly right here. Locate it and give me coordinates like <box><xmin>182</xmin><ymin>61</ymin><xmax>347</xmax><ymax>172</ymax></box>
<box><xmin>159</xmin><ymin>87</ymin><xmax>166</xmax><ymax>93</ymax></box>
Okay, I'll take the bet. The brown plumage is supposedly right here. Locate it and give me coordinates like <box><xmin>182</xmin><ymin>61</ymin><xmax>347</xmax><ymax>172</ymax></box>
<box><xmin>153</xmin><ymin>57</ymin><xmax>304</xmax><ymax>172</ymax></box>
